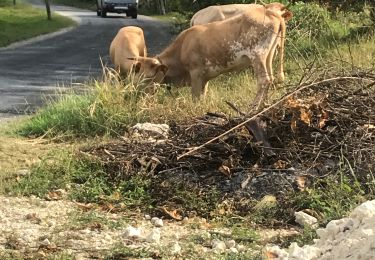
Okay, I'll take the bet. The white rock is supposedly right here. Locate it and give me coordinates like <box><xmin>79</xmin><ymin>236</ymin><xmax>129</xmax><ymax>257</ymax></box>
<box><xmin>200</xmin><ymin>230</ymin><xmax>211</xmax><ymax>239</ymax></box>
<box><xmin>123</xmin><ymin>226</ymin><xmax>142</xmax><ymax>239</ymax></box>
<box><xmin>40</xmin><ymin>238</ymin><xmax>51</xmax><ymax>246</ymax></box>
<box><xmin>146</xmin><ymin>228</ymin><xmax>161</xmax><ymax>243</ymax></box>
<box><xmin>80</xmin><ymin>229</ymin><xmax>91</xmax><ymax>235</ymax></box>
<box><xmin>236</xmin><ymin>244</ymin><xmax>246</xmax><ymax>252</ymax></box>
<box><xmin>212</xmin><ymin>239</ymin><xmax>226</xmax><ymax>252</ymax></box>
<box><xmin>182</xmin><ymin>217</ymin><xmax>189</xmax><ymax>224</ymax></box>
<box><xmin>295</xmin><ymin>211</ymin><xmax>318</xmax><ymax>228</ymax></box>
<box><xmin>225</xmin><ymin>239</ymin><xmax>236</xmax><ymax>249</ymax></box>
<box><xmin>16</xmin><ymin>169</ymin><xmax>30</xmax><ymax>176</ymax></box>
<box><xmin>74</xmin><ymin>253</ymin><xmax>86</xmax><ymax>260</ymax></box>
<box><xmin>151</xmin><ymin>217</ymin><xmax>163</xmax><ymax>227</ymax></box>
<box><xmin>170</xmin><ymin>242</ymin><xmax>181</xmax><ymax>255</ymax></box>
<box><xmin>351</xmin><ymin>200</ymin><xmax>375</xmax><ymax>220</ymax></box>
<box><xmin>228</xmin><ymin>247</ymin><xmax>238</xmax><ymax>254</ymax></box>
<box><xmin>131</xmin><ymin>123</ymin><xmax>169</xmax><ymax>139</ymax></box>
<box><xmin>265</xmin><ymin>245</ymin><xmax>289</xmax><ymax>259</ymax></box>
<box><xmin>265</xmin><ymin>200</ymin><xmax>375</xmax><ymax>260</ymax></box>
<box><xmin>144</xmin><ymin>214</ymin><xmax>151</xmax><ymax>220</ymax></box>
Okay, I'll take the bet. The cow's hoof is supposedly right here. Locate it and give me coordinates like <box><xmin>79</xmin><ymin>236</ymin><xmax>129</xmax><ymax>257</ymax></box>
<box><xmin>249</xmin><ymin>102</ymin><xmax>265</xmax><ymax>114</ymax></box>
<box><xmin>275</xmin><ymin>73</ymin><xmax>285</xmax><ymax>84</ymax></box>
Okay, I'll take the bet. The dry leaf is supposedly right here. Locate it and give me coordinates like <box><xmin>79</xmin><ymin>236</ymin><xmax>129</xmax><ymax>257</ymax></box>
<box><xmin>300</xmin><ymin>108</ymin><xmax>312</xmax><ymax>126</ymax></box>
<box><xmin>89</xmin><ymin>222</ymin><xmax>103</xmax><ymax>230</ymax></box>
<box><xmin>218</xmin><ymin>165</ymin><xmax>231</xmax><ymax>176</ymax></box>
<box><xmin>45</xmin><ymin>191</ymin><xmax>61</xmax><ymax>201</ymax></box>
<box><xmin>295</xmin><ymin>176</ymin><xmax>307</xmax><ymax>191</ymax></box>
<box><xmin>162</xmin><ymin>206</ymin><xmax>183</xmax><ymax>220</ymax></box>
<box><xmin>319</xmin><ymin>110</ymin><xmax>329</xmax><ymax>129</ymax></box>
<box><xmin>25</xmin><ymin>213</ymin><xmax>42</xmax><ymax>224</ymax></box>
<box><xmin>286</xmin><ymin>97</ymin><xmax>301</xmax><ymax>108</ymax></box>
<box><xmin>291</xmin><ymin>117</ymin><xmax>297</xmax><ymax>132</ymax></box>
<box><xmin>110</xmin><ymin>191</ymin><xmax>121</xmax><ymax>201</ymax></box>
<box><xmin>273</xmin><ymin>160</ymin><xmax>288</xmax><ymax>169</ymax></box>
<box><xmin>74</xmin><ymin>202</ymin><xmax>95</xmax><ymax>211</ymax></box>
<box><xmin>264</xmin><ymin>251</ymin><xmax>278</xmax><ymax>260</ymax></box>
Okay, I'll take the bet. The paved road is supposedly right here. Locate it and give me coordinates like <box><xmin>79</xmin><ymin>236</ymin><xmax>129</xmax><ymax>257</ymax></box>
<box><xmin>0</xmin><ymin>1</ymin><xmax>172</xmax><ymax>119</ymax></box>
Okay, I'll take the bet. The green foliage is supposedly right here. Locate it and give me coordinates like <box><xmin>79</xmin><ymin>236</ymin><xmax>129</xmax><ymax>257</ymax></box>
<box><xmin>290</xmin><ymin>175</ymin><xmax>365</xmax><ymax>224</ymax></box>
<box><xmin>14</xmin><ymin>151</ymin><xmax>73</xmax><ymax>197</ymax></box>
<box><xmin>68</xmin><ymin>210</ymin><xmax>128</xmax><ymax>230</ymax></box>
<box><xmin>13</xmin><ymin>149</ymin><xmax>154</xmax><ymax>210</ymax></box>
<box><xmin>286</xmin><ymin>2</ymin><xmax>373</xmax><ymax>57</ymax></box>
<box><xmin>105</xmin><ymin>244</ymin><xmax>154</xmax><ymax>259</ymax></box>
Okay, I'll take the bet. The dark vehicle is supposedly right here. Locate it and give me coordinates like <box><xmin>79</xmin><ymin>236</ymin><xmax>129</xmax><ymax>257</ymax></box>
<box><xmin>96</xmin><ymin>0</ymin><xmax>138</xmax><ymax>19</ymax></box>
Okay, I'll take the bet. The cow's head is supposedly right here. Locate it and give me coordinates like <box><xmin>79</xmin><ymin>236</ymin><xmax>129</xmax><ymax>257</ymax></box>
<box><xmin>265</xmin><ymin>2</ymin><xmax>293</xmax><ymax>21</ymax></box>
<box><xmin>128</xmin><ymin>57</ymin><xmax>168</xmax><ymax>83</ymax></box>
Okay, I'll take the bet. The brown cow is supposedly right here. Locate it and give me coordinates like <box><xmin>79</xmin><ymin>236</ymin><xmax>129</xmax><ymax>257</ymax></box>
<box><xmin>134</xmin><ymin>5</ymin><xmax>292</xmax><ymax>110</ymax></box>
<box><xmin>190</xmin><ymin>3</ymin><xmax>288</xmax><ymax>26</ymax></box>
<box><xmin>110</xmin><ymin>26</ymin><xmax>150</xmax><ymax>76</ymax></box>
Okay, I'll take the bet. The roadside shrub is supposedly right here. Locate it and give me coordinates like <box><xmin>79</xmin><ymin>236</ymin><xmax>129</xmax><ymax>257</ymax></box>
<box><xmin>286</xmin><ymin>2</ymin><xmax>373</xmax><ymax>56</ymax></box>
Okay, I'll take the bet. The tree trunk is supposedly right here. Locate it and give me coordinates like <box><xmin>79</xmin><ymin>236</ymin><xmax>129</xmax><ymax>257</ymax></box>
<box><xmin>13</xmin><ymin>0</ymin><xmax>16</xmax><ymax>5</ymax></box>
<box><xmin>45</xmin><ymin>0</ymin><xmax>52</xmax><ymax>20</ymax></box>
<box><xmin>158</xmin><ymin>0</ymin><xmax>166</xmax><ymax>15</ymax></box>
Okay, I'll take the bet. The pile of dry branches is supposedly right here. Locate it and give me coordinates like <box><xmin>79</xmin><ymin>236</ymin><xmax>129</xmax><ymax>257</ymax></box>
<box><xmin>82</xmin><ymin>72</ymin><xmax>375</xmax><ymax>215</ymax></box>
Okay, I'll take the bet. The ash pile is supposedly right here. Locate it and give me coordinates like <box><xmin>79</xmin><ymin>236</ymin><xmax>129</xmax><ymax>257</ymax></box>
<box><xmin>82</xmin><ymin>74</ymin><xmax>375</xmax><ymax>217</ymax></box>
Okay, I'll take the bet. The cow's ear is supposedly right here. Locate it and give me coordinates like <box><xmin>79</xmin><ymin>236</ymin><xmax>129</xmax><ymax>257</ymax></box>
<box><xmin>157</xmin><ymin>64</ymin><xmax>168</xmax><ymax>74</ymax></box>
<box><xmin>282</xmin><ymin>11</ymin><xmax>293</xmax><ymax>21</ymax></box>
<box><xmin>132</xmin><ymin>62</ymin><xmax>141</xmax><ymax>73</ymax></box>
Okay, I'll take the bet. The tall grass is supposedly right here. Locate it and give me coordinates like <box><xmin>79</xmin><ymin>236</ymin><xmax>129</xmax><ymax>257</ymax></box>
<box><xmin>17</xmin><ymin>67</ymin><xmax>262</xmax><ymax>138</ymax></box>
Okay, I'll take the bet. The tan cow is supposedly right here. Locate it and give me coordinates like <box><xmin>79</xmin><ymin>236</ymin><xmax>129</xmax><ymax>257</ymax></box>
<box><xmin>190</xmin><ymin>2</ymin><xmax>288</xmax><ymax>26</ymax></box>
<box><xmin>109</xmin><ymin>26</ymin><xmax>149</xmax><ymax>75</ymax></box>
<box><xmin>134</xmin><ymin>5</ymin><xmax>292</xmax><ymax>110</ymax></box>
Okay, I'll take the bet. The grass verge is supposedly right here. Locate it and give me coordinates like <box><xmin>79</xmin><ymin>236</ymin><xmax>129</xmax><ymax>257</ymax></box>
<box><xmin>0</xmin><ymin>0</ymin><xmax>75</xmax><ymax>47</ymax></box>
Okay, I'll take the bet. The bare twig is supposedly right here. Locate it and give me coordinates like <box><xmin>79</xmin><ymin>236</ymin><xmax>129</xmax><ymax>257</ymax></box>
<box><xmin>177</xmin><ymin>76</ymin><xmax>375</xmax><ymax>160</ymax></box>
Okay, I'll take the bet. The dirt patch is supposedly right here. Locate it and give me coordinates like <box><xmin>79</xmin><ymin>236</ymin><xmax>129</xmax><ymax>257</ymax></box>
<box><xmin>0</xmin><ymin>195</ymin><xmax>281</xmax><ymax>259</ymax></box>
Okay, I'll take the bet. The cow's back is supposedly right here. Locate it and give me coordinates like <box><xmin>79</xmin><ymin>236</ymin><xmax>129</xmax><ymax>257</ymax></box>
<box><xmin>109</xmin><ymin>26</ymin><xmax>146</xmax><ymax>72</ymax></box>
<box><xmin>190</xmin><ymin>4</ymin><xmax>260</xmax><ymax>26</ymax></box>
<box><xmin>178</xmin><ymin>8</ymin><xmax>281</xmax><ymax>77</ymax></box>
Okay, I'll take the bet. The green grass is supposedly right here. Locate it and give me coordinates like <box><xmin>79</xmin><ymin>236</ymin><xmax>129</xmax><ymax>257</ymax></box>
<box><xmin>13</xmin><ymin>148</ymin><xmax>154</xmax><ymax>211</ymax></box>
<box><xmin>0</xmin><ymin>0</ymin><xmax>75</xmax><ymax>47</ymax></box>
<box><xmin>67</xmin><ymin>210</ymin><xmax>128</xmax><ymax>230</ymax></box>
<box><xmin>16</xmin><ymin>68</ymin><xmax>260</xmax><ymax>138</ymax></box>
<box><xmin>105</xmin><ymin>244</ymin><xmax>155</xmax><ymax>259</ymax></box>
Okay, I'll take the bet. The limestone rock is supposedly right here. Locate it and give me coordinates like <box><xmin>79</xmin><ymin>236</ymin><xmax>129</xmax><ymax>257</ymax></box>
<box><xmin>146</xmin><ymin>228</ymin><xmax>161</xmax><ymax>243</ymax></box>
<box><xmin>294</xmin><ymin>211</ymin><xmax>318</xmax><ymax>228</ymax></box>
<box><xmin>151</xmin><ymin>217</ymin><xmax>164</xmax><ymax>227</ymax></box>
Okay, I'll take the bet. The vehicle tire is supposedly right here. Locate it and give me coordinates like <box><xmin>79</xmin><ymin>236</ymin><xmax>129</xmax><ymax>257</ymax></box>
<box><xmin>131</xmin><ymin>12</ymin><xmax>137</xmax><ymax>19</ymax></box>
<box><xmin>97</xmin><ymin>9</ymin><xmax>101</xmax><ymax>16</ymax></box>
<box><xmin>101</xmin><ymin>10</ymin><xmax>107</xmax><ymax>18</ymax></box>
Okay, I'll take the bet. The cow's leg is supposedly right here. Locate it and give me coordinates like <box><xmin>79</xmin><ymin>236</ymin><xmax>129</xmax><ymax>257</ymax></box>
<box><xmin>276</xmin><ymin>19</ymin><xmax>287</xmax><ymax>83</ymax></box>
<box><xmin>252</xmin><ymin>56</ymin><xmax>271</xmax><ymax>111</ymax></box>
<box><xmin>190</xmin><ymin>70</ymin><xmax>208</xmax><ymax>100</ymax></box>
<box><xmin>266</xmin><ymin>35</ymin><xmax>280</xmax><ymax>83</ymax></box>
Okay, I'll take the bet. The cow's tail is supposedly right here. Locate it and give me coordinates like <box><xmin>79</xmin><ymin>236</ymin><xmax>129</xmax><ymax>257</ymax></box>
<box><xmin>278</xmin><ymin>15</ymin><xmax>286</xmax><ymax>81</ymax></box>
